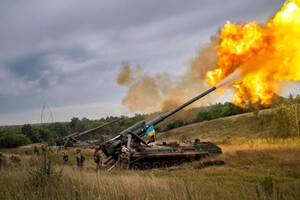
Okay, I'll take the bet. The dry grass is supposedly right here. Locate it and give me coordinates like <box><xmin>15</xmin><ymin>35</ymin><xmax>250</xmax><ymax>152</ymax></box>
<box><xmin>1</xmin><ymin>138</ymin><xmax>300</xmax><ymax>200</ymax></box>
<box><xmin>1</xmin><ymin>112</ymin><xmax>300</xmax><ymax>200</ymax></box>
<box><xmin>1</xmin><ymin>165</ymin><xmax>299</xmax><ymax>200</ymax></box>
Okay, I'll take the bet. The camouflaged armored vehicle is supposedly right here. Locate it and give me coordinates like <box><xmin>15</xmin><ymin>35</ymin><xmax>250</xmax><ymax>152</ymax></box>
<box><xmin>100</xmin><ymin>87</ymin><xmax>222</xmax><ymax>170</ymax></box>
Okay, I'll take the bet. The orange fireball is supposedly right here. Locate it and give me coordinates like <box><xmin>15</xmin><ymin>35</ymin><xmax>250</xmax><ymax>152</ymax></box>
<box><xmin>205</xmin><ymin>0</ymin><xmax>300</xmax><ymax>107</ymax></box>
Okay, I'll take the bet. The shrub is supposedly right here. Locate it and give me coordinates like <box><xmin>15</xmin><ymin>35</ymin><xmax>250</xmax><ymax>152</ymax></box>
<box><xmin>166</xmin><ymin>120</ymin><xmax>185</xmax><ymax>131</ymax></box>
<box><xmin>0</xmin><ymin>133</ymin><xmax>31</xmax><ymax>148</ymax></box>
<box><xmin>28</xmin><ymin>151</ymin><xmax>63</xmax><ymax>197</ymax></box>
<box><xmin>271</xmin><ymin>97</ymin><xmax>300</xmax><ymax>138</ymax></box>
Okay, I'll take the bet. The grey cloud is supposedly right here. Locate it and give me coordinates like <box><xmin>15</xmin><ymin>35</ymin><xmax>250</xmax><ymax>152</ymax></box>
<box><xmin>0</xmin><ymin>0</ymin><xmax>287</xmax><ymax>125</ymax></box>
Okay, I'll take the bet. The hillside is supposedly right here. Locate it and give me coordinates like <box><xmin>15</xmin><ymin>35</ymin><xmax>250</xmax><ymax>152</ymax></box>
<box><xmin>158</xmin><ymin>109</ymin><xmax>273</xmax><ymax>142</ymax></box>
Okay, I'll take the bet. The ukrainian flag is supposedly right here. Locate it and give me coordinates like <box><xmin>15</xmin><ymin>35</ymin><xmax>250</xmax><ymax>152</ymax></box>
<box><xmin>145</xmin><ymin>125</ymin><xmax>155</xmax><ymax>137</ymax></box>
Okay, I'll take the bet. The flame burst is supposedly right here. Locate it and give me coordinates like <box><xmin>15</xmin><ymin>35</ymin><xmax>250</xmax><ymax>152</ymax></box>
<box><xmin>205</xmin><ymin>0</ymin><xmax>300</xmax><ymax>107</ymax></box>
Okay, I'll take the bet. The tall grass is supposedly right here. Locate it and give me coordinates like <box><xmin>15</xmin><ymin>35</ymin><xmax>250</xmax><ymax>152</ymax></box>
<box><xmin>1</xmin><ymin>139</ymin><xmax>300</xmax><ymax>200</ymax></box>
<box><xmin>1</xmin><ymin>166</ymin><xmax>299</xmax><ymax>200</ymax></box>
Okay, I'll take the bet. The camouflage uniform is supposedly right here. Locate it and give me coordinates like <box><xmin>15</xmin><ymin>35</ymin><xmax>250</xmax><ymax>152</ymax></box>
<box><xmin>41</xmin><ymin>145</ymin><xmax>46</xmax><ymax>154</ymax></box>
<box><xmin>10</xmin><ymin>155</ymin><xmax>21</xmax><ymax>163</ymax></box>
<box><xmin>33</xmin><ymin>145</ymin><xmax>39</xmax><ymax>154</ymax></box>
<box><xmin>76</xmin><ymin>149</ymin><xmax>85</xmax><ymax>168</ymax></box>
<box><xmin>93</xmin><ymin>148</ymin><xmax>102</xmax><ymax>169</ymax></box>
<box><xmin>56</xmin><ymin>136</ymin><xmax>62</xmax><ymax>146</ymax></box>
<box><xmin>62</xmin><ymin>152</ymin><xmax>69</xmax><ymax>163</ymax></box>
<box><xmin>118</xmin><ymin>146</ymin><xmax>130</xmax><ymax>170</ymax></box>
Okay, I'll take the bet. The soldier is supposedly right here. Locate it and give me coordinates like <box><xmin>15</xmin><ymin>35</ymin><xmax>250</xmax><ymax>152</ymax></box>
<box><xmin>118</xmin><ymin>146</ymin><xmax>130</xmax><ymax>170</ymax></box>
<box><xmin>41</xmin><ymin>145</ymin><xmax>46</xmax><ymax>154</ymax></box>
<box><xmin>0</xmin><ymin>153</ymin><xmax>7</xmax><ymax>169</ymax></box>
<box><xmin>56</xmin><ymin>136</ymin><xmax>62</xmax><ymax>146</ymax></box>
<box><xmin>10</xmin><ymin>155</ymin><xmax>21</xmax><ymax>163</ymax></box>
<box><xmin>93</xmin><ymin>148</ymin><xmax>102</xmax><ymax>169</ymax></box>
<box><xmin>62</xmin><ymin>152</ymin><xmax>69</xmax><ymax>163</ymax></box>
<box><xmin>76</xmin><ymin>149</ymin><xmax>85</xmax><ymax>169</ymax></box>
<box><xmin>33</xmin><ymin>145</ymin><xmax>39</xmax><ymax>154</ymax></box>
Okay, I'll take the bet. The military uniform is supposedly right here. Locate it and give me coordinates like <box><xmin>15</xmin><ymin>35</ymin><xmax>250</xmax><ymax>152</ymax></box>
<box><xmin>93</xmin><ymin>148</ymin><xmax>102</xmax><ymax>169</ymax></box>
<box><xmin>119</xmin><ymin>146</ymin><xmax>130</xmax><ymax>170</ymax></box>
<box><xmin>10</xmin><ymin>155</ymin><xmax>21</xmax><ymax>163</ymax></box>
<box><xmin>76</xmin><ymin>149</ymin><xmax>85</xmax><ymax>168</ymax></box>
<box><xmin>33</xmin><ymin>145</ymin><xmax>39</xmax><ymax>154</ymax></box>
<box><xmin>62</xmin><ymin>152</ymin><xmax>69</xmax><ymax>163</ymax></box>
<box><xmin>41</xmin><ymin>145</ymin><xmax>46</xmax><ymax>154</ymax></box>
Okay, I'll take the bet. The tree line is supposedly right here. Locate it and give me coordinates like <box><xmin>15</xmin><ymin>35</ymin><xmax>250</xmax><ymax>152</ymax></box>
<box><xmin>1</xmin><ymin>95</ymin><xmax>299</xmax><ymax>148</ymax></box>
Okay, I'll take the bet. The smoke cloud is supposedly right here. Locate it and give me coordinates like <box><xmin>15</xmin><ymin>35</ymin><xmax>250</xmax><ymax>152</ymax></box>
<box><xmin>117</xmin><ymin>36</ymin><xmax>220</xmax><ymax>114</ymax></box>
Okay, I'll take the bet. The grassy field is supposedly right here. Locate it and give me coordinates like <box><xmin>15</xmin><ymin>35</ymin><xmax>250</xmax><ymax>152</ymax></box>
<box><xmin>158</xmin><ymin>110</ymin><xmax>274</xmax><ymax>142</ymax></box>
<box><xmin>1</xmin><ymin>112</ymin><xmax>300</xmax><ymax>200</ymax></box>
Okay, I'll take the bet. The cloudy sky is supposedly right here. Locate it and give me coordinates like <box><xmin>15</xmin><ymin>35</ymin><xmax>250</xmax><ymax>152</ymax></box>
<box><xmin>0</xmin><ymin>0</ymin><xmax>290</xmax><ymax>125</ymax></box>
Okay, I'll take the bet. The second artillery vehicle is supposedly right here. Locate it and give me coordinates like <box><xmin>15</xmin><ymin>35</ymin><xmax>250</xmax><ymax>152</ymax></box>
<box><xmin>56</xmin><ymin>118</ymin><xmax>122</xmax><ymax>151</ymax></box>
<box><xmin>100</xmin><ymin>87</ymin><xmax>222</xmax><ymax>170</ymax></box>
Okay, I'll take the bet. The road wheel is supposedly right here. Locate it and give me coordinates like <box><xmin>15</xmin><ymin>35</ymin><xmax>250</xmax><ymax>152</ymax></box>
<box><xmin>162</xmin><ymin>161</ymin><xmax>170</xmax><ymax>168</ymax></box>
<box><xmin>171</xmin><ymin>160</ymin><xmax>180</xmax><ymax>166</ymax></box>
<box><xmin>132</xmin><ymin>162</ymin><xmax>141</xmax><ymax>170</ymax></box>
<box><xmin>142</xmin><ymin>162</ymin><xmax>152</xmax><ymax>170</ymax></box>
<box><xmin>152</xmin><ymin>162</ymin><xmax>161</xmax><ymax>168</ymax></box>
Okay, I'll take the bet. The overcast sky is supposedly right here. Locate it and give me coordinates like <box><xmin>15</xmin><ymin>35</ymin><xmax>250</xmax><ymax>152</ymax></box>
<box><xmin>0</xmin><ymin>0</ymin><xmax>292</xmax><ymax>125</ymax></box>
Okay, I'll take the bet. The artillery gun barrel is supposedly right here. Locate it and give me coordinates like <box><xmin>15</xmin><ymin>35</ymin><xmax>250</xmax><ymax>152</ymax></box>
<box><xmin>63</xmin><ymin>132</ymin><xmax>79</xmax><ymax>139</ymax></box>
<box><xmin>146</xmin><ymin>87</ymin><xmax>216</xmax><ymax>127</ymax></box>
<box><xmin>75</xmin><ymin>118</ymin><xmax>122</xmax><ymax>138</ymax></box>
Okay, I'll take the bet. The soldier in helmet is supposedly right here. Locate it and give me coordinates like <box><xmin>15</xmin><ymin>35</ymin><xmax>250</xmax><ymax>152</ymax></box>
<box><xmin>76</xmin><ymin>149</ymin><xmax>85</xmax><ymax>169</ymax></box>
<box><xmin>10</xmin><ymin>155</ymin><xmax>21</xmax><ymax>163</ymax></box>
<box><xmin>41</xmin><ymin>145</ymin><xmax>46</xmax><ymax>154</ymax></box>
<box><xmin>56</xmin><ymin>136</ymin><xmax>62</xmax><ymax>146</ymax></box>
<box><xmin>33</xmin><ymin>145</ymin><xmax>39</xmax><ymax>155</ymax></box>
<box><xmin>61</xmin><ymin>152</ymin><xmax>69</xmax><ymax>164</ymax></box>
<box><xmin>93</xmin><ymin>148</ymin><xmax>102</xmax><ymax>169</ymax></box>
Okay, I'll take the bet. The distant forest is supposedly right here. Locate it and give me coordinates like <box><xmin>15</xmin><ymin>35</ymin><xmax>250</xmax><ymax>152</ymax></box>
<box><xmin>1</xmin><ymin>94</ymin><xmax>299</xmax><ymax>148</ymax></box>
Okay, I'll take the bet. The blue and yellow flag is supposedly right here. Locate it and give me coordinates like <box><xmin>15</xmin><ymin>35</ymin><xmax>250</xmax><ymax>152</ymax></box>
<box><xmin>145</xmin><ymin>125</ymin><xmax>155</xmax><ymax>137</ymax></box>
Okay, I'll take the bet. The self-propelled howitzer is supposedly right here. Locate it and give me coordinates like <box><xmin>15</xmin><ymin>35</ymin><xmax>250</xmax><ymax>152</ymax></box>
<box><xmin>60</xmin><ymin>118</ymin><xmax>123</xmax><ymax>148</ymax></box>
<box><xmin>100</xmin><ymin>87</ymin><xmax>219</xmax><ymax>166</ymax></box>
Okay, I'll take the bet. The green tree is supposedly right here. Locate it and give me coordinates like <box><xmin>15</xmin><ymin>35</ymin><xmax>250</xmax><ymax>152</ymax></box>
<box><xmin>21</xmin><ymin>124</ymin><xmax>33</xmax><ymax>138</ymax></box>
<box><xmin>0</xmin><ymin>129</ymin><xmax>4</xmax><ymax>137</ymax></box>
<box><xmin>48</xmin><ymin>122</ymin><xmax>68</xmax><ymax>136</ymax></box>
<box><xmin>69</xmin><ymin>117</ymin><xmax>79</xmax><ymax>129</ymax></box>
<box><xmin>37</xmin><ymin>127</ymin><xmax>51</xmax><ymax>142</ymax></box>
<box><xmin>21</xmin><ymin>124</ymin><xmax>40</xmax><ymax>143</ymax></box>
